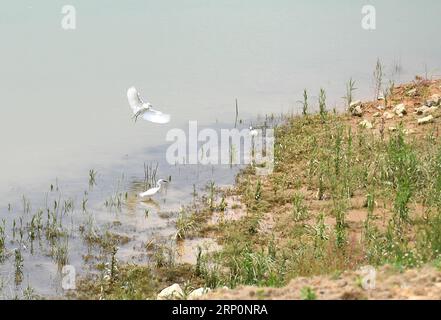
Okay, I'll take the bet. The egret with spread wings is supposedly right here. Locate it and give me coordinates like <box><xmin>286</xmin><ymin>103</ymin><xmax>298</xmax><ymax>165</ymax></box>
<box><xmin>127</xmin><ymin>87</ymin><xmax>171</xmax><ymax>124</ymax></box>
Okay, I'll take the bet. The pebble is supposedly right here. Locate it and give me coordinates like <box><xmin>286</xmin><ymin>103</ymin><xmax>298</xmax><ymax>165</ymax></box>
<box><xmin>157</xmin><ymin>284</ymin><xmax>184</xmax><ymax>300</ymax></box>
<box><xmin>418</xmin><ymin>115</ymin><xmax>434</xmax><ymax>125</ymax></box>
<box><xmin>406</xmin><ymin>88</ymin><xmax>417</xmax><ymax>96</ymax></box>
<box><xmin>383</xmin><ymin>112</ymin><xmax>394</xmax><ymax>120</ymax></box>
<box><xmin>415</xmin><ymin>105</ymin><xmax>429</xmax><ymax>115</ymax></box>
<box><xmin>359</xmin><ymin>119</ymin><xmax>373</xmax><ymax>129</ymax></box>
<box><xmin>350</xmin><ymin>100</ymin><xmax>363</xmax><ymax>117</ymax></box>
<box><xmin>188</xmin><ymin>287</ymin><xmax>211</xmax><ymax>300</ymax></box>
<box><xmin>393</xmin><ymin>103</ymin><xmax>406</xmax><ymax>116</ymax></box>
<box><xmin>426</xmin><ymin>94</ymin><xmax>441</xmax><ymax>107</ymax></box>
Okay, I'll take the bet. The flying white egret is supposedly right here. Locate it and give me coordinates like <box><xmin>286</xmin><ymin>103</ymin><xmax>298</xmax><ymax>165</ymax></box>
<box><xmin>127</xmin><ymin>87</ymin><xmax>171</xmax><ymax>124</ymax></box>
<box><xmin>139</xmin><ymin>179</ymin><xmax>168</xmax><ymax>198</ymax></box>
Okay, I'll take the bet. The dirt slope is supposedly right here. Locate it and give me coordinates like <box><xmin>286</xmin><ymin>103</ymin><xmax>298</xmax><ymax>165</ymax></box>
<box><xmin>204</xmin><ymin>264</ymin><xmax>441</xmax><ymax>300</ymax></box>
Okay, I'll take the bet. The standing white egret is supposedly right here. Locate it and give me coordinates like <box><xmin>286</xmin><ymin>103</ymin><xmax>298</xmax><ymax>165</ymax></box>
<box><xmin>139</xmin><ymin>179</ymin><xmax>168</xmax><ymax>198</ymax></box>
<box><xmin>127</xmin><ymin>87</ymin><xmax>171</xmax><ymax>124</ymax></box>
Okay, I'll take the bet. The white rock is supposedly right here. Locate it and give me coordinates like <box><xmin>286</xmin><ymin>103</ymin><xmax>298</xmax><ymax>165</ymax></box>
<box><xmin>352</xmin><ymin>106</ymin><xmax>363</xmax><ymax>117</ymax></box>
<box><xmin>383</xmin><ymin>112</ymin><xmax>394</xmax><ymax>120</ymax></box>
<box><xmin>427</xmin><ymin>106</ymin><xmax>439</xmax><ymax>114</ymax></box>
<box><xmin>373</xmin><ymin>112</ymin><xmax>381</xmax><ymax>117</ymax></box>
<box><xmin>406</xmin><ymin>88</ymin><xmax>417</xmax><ymax>96</ymax></box>
<box><xmin>377</xmin><ymin>104</ymin><xmax>385</xmax><ymax>111</ymax></box>
<box><xmin>350</xmin><ymin>100</ymin><xmax>363</xmax><ymax>117</ymax></box>
<box><xmin>377</xmin><ymin>93</ymin><xmax>385</xmax><ymax>101</ymax></box>
<box><xmin>393</xmin><ymin>103</ymin><xmax>406</xmax><ymax>116</ymax></box>
<box><xmin>350</xmin><ymin>100</ymin><xmax>362</xmax><ymax>108</ymax></box>
<box><xmin>359</xmin><ymin>119</ymin><xmax>373</xmax><ymax>129</ymax></box>
<box><xmin>414</xmin><ymin>105</ymin><xmax>429</xmax><ymax>115</ymax></box>
<box><xmin>426</xmin><ymin>94</ymin><xmax>441</xmax><ymax>107</ymax></box>
<box><xmin>418</xmin><ymin>115</ymin><xmax>434</xmax><ymax>125</ymax></box>
<box><xmin>157</xmin><ymin>284</ymin><xmax>184</xmax><ymax>300</ymax></box>
<box><xmin>188</xmin><ymin>287</ymin><xmax>211</xmax><ymax>300</ymax></box>
<box><xmin>388</xmin><ymin>127</ymin><xmax>397</xmax><ymax>132</ymax></box>
<box><xmin>421</xmin><ymin>106</ymin><xmax>439</xmax><ymax>115</ymax></box>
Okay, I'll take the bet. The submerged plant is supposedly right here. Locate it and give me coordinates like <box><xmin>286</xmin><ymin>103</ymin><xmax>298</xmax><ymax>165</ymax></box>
<box><xmin>0</xmin><ymin>220</ymin><xmax>5</xmax><ymax>262</ymax></box>
<box><xmin>109</xmin><ymin>246</ymin><xmax>119</xmax><ymax>283</ymax></box>
<box><xmin>54</xmin><ymin>239</ymin><xmax>69</xmax><ymax>269</ymax></box>
<box><xmin>143</xmin><ymin>162</ymin><xmax>158</xmax><ymax>190</ymax></box>
<box><xmin>22</xmin><ymin>284</ymin><xmax>38</xmax><ymax>300</ymax></box>
<box><xmin>88</xmin><ymin>169</ymin><xmax>97</xmax><ymax>188</ymax></box>
<box><xmin>151</xmin><ymin>242</ymin><xmax>176</xmax><ymax>269</ymax></box>
<box><xmin>14</xmin><ymin>249</ymin><xmax>24</xmax><ymax>286</ymax></box>
<box><xmin>207</xmin><ymin>181</ymin><xmax>216</xmax><ymax>210</ymax></box>
<box><xmin>175</xmin><ymin>210</ymin><xmax>197</xmax><ymax>240</ymax></box>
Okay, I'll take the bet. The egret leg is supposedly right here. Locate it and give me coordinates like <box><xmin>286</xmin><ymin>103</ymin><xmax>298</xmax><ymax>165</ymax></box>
<box><xmin>133</xmin><ymin>109</ymin><xmax>146</xmax><ymax>122</ymax></box>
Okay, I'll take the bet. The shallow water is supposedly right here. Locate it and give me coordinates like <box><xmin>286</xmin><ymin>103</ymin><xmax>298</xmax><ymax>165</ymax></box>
<box><xmin>0</xmin><ymin>121</ymin><xmax>246</xmax><ymax>297</ymax></box>
<box><xmin>0</xmin><ymin>1</ymin><xmax>440</xmax><ymax>297</ymax></box>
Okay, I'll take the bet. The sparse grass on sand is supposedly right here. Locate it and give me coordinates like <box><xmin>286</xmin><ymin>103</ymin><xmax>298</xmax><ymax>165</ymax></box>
<box><xmin>198</xmin><ymin>77</ymin><xmax>441</xmax><ymax>295</ymax></box>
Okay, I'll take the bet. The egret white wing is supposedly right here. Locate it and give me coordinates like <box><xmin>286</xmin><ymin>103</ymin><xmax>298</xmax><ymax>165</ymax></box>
<box><xmin>139</xmin><ymin>187</ymin><xmax>159</xmax><ymax>197</ymax></box>
<box><xmin>142</xmin><ymin>108</ymin><xmax>171</xmax><ymax>124</ymax></box>
<box><xmin>127</xmin><ymin>87</ymin><xmax>144</xmax><ymax>114</ymax></box>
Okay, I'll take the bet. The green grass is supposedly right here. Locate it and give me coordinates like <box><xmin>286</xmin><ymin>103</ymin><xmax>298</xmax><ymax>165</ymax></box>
<box><xmin>344</xmin><ymin>78</ymin><xmax>357</xmax><ymax>110</ymax></box>
<box><xmin>319</xmin><ymin>88</ymin><xmax>327</xmax><ymax>122</ymax></box>
<box><xmin>301</xmin><ymin>89</ymin><xmax>309</xmax><ymax>116</ymax></box>
<box><xmin>175</xmin><ymin>210</ymin><xmax>198</xmax><ymax>241</ymax></box>
<box><xmin>300</xmin><ymin>286</ymin><xmax>317</xmax><ymax>300</ymax></box>
<box><xmin>292</xmin><ymin>193</ymin><xmax>309</xmax><ymax>222</ymax></box>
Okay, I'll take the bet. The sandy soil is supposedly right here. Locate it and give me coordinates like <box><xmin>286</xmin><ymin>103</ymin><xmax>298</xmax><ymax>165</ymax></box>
<box><xmin>204</xmin><ymin>264</ymin><xmax>441</xmax><ymax>300</ymax></box>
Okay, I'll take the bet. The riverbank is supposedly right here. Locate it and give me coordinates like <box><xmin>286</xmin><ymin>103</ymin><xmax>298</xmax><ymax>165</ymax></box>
<box><xmin>75</xmin><ymin>76</ymin><xmax>441</xmax><ymax>300</ymax></box>
<box><xmin>204</xmin><ymin>263</ymin><xmax>441</xmax><ymax>300</ymax></box>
